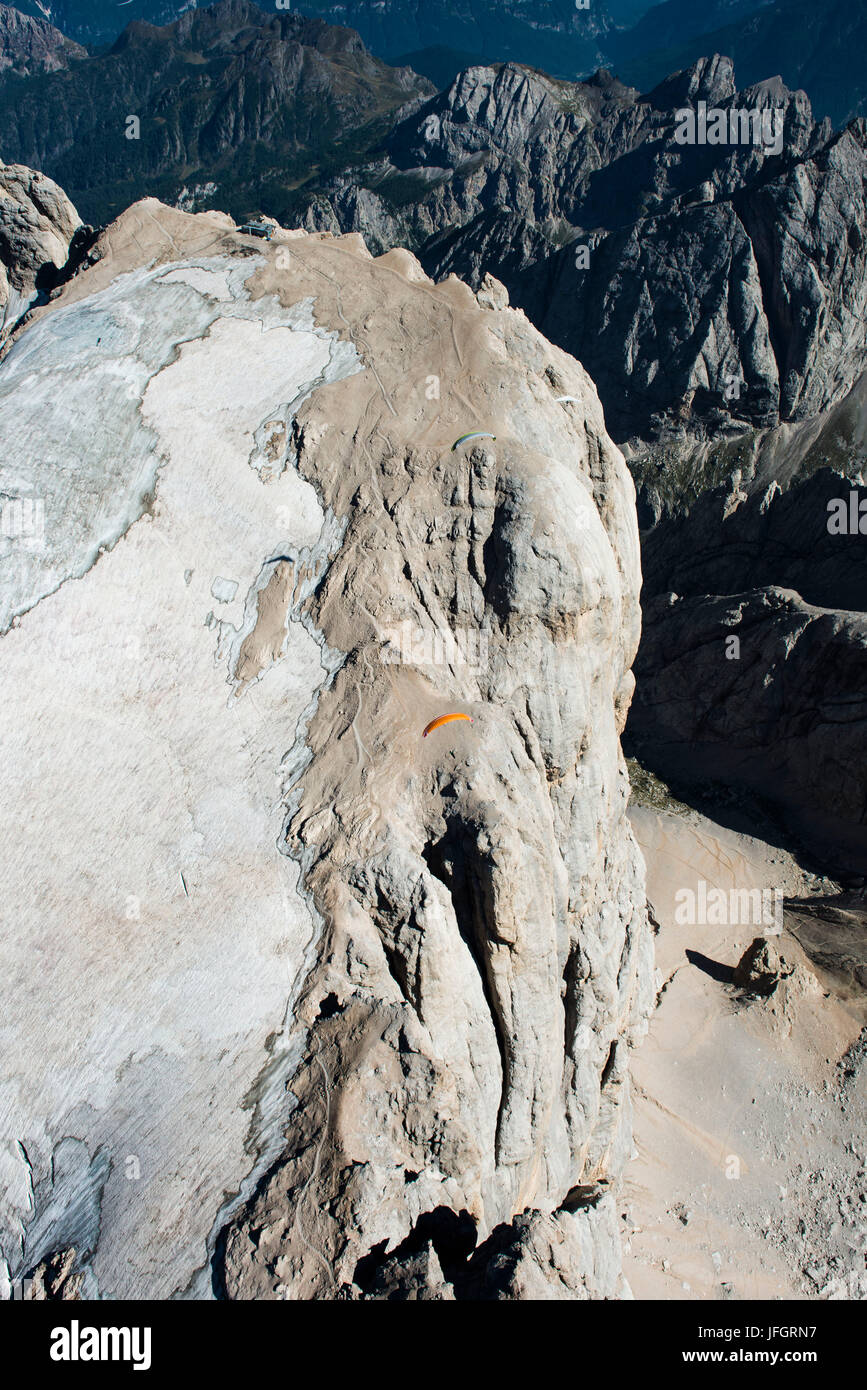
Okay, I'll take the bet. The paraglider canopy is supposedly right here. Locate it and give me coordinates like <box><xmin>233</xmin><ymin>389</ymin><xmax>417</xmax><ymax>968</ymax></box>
<box><xmin>452</xmin><ymin>432</ymin><xmax>496</xmax><ymax>452</ymax></box>
<box><xmin>423</xmin><ymin>713</ymin><xmax>473</xmax><ymax>738</ymax></box>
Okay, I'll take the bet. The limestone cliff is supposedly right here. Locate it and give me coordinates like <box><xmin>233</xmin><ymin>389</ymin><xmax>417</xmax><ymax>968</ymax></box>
<box><xmin>0</xmin><ymin>160</ymin><xmax>83</xmax><ymax>338</ymax></box>
<box><xmin>0</xmin><ymin>200</ymin><xmax>650</xmax><ymax>1300</ymax></box>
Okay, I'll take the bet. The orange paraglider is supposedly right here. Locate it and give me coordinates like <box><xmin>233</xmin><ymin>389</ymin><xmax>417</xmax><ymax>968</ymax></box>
<box><xmin>422</xmin><ymin>713</ymin><xmax>474</xmax><ymax>738</ymax></box>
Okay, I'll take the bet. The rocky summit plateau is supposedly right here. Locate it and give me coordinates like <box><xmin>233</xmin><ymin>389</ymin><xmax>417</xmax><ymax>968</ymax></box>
<box><xmin>0</xmin><ymin>199</ymin><xmax>651</xmax><ymax>1300</ymax></box>
<box><xmin>0</xmin><ymin>0</ymin><xmax>865</xmax><ymax>1323</ymax></box>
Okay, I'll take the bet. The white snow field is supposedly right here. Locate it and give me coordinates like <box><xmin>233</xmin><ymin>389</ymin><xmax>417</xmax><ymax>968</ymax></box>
<box><xmin>0</xmin><ymin>256</ymin><xmax>360</xmax><ymax>1298</ymax></box>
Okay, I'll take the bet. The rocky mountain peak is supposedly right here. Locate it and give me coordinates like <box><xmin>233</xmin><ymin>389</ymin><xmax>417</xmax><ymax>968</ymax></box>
<box><xmin>0</xmin><ymin>1</ymin><xmax>84</xmax><ymax>74</ymax></box>
<box><xmin>0</xmin><ymin>159</ymin><xmax>83</xmax><ymax>337</ymax></box>
<box><xmin>644</xmin><ymin>52</ymin><xmax>736</xmax><ymax>109</ymax></box>
<box><xmin>399</xmin><ymin>60</ymin><xmax>570</xmax><ymax>165</ymax></box>
<box><xmin>295</xmin><ymin>52</ymin><xmax>865</xmax><ymax>454</ymax></box>
<box><xmin>0</xmin><ymin>196</ymin><xmax>651</xmax><ymax>1300</ymax></box>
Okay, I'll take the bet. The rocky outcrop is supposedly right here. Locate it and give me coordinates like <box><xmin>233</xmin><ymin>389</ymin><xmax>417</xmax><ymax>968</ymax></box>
<box><xmin>22</xmin><ymin>1247</ymin><xmax>84</xmax><ymax>1300</ymax></box>
<box><xmin>0</xmin><ymin>161</ymin><xmax>83</xmax><ymax>336</ymax></box>
<box><xmin>626</xmin><ymin>361</ymin><xmax>867</xmax><ymax>878</ymax></box>
<box><xmin>734</xmin><ymin>938</ymin><xmax>800</xmax><ymax>996</ymax></box>
<box><xmin>0</xmin><ymin>4</ymin><xmax>85</xmax><ymax>75</ymax></box>
<box><xmin>612</xmin><ymin>0</ymin><xmax>867</xmax><ymax>130</ymax></box>
<box><xmin>350</xmin><ymin>1183</ymin><xmax>625</xmax><ymax>1300</ymax></box>
<box><xmin>216</xmin><ymin>240</ymin><xmax>652</xmax><ymax>1301</ymax></box>
<box><xmin>0</xmin><ymin>201</ymin><xmax>650</xmax><ymax>1300</ymax></box>
<box><xmin>630</xmin><ymin>586</ymin><xmax>867</xmax><ymax>875</ymax></box>
<box><xmin>302</xmin><ymin>56</ymin><xmax>867</xmax><ymax>447</ymax></box>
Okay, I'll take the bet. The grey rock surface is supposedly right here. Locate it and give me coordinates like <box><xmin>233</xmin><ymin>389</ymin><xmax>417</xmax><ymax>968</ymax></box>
<box><xmin>304</xmin><ymin>56</ymin><xmax>867</xmax><ymax>447</ymax></box>
<box><xmin>212</xmin><ymin>231</ymin><xmax>654</xmax><ymax>1300</ymax></box>
<box><xmin>0</xmin><ymin>4</ymin><xmax>85</xmax><ymax>76</ymax></box>
<box><xmin>627</xmin><ymin>363</ymin><xmax>867</xmax><ymax>879</ymax></box>
<box><xmin>641</xmin><ymin>463</ymin><xmax>867</xmax><ymax>615</ymax></box>
<box><xmin>630</xmin><ymin>586</ymin><xmax>867</xmax><ymax>874</ymax></box>
<box><xmin>353</xmin><ymin>1183</ymin><xmax>627</xmax><ymax>1300</ymax></box>
<box><xmin>0</xmin><ymin>160</ymin><xmax>83</xmax><ymax>337</ymax></box>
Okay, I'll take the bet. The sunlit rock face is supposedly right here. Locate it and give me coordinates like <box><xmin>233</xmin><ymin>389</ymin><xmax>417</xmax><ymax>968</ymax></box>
<box><xmin>0</xmin><ymin>200</ymin><xmax>650</xmax><ymax>1301</ymax></box>
<box><xmin>0</xmin><ymin>161</ymin><xmax>82</xmax><ymax>338</ymax></box>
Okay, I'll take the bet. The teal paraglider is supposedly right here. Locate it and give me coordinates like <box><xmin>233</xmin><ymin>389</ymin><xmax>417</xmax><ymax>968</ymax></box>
<box><xmin>451</xmin><ymin>432</ymin><xmax>496</xmax><ymax>451</ymax></box>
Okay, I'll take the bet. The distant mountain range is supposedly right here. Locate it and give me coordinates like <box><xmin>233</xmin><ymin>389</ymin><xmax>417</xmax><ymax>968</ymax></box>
<box><xmin>616</xmin><ymin>0</ymin><xmax>772</xmax><ymax>53</ymax></box>
<box><xmin>256</xmin><ymin>0</ymin><xmax>617</xmax><ymax>75</ymax></box>
<box><xmin>6</xmin><ymin>0</ymin><xmax>641</xmax><ymax>55</ymax></box>
<box><xmin>1</xmin><ymin>2</ymin><xmax>864</xmax><ymax>453</ymax></box>
<box><xmin>0</xmin><ymin>2</ymin><xmax>83</xmax><ymax>72</ymax></box>
<box><xmin>5</xmin><ymin>0</ymin><xmax>866</xmax><ymax>128</ymax></box>
<box><xmin>0</xmin><ymin>1</ymin><xmax>433</xmax><ymax>225</ymax></box>
<box><xmin>302</xmin><ymin>54</ymin><xmax>867</xmax><ymax>450</ymax></box>
<box><xmin>6</xmin><ymin>2</ymin><xmax>202</xmax><ymax>45</ymax></box>
<box><xmin>612</xmin><ymin>0</ymin><xmax>867</xmax><ymax>128</ymax></box>
<box><xmin>6</xmin><ymin>1</ymin><xmax>186</xmax><ymax>44</ymax></box>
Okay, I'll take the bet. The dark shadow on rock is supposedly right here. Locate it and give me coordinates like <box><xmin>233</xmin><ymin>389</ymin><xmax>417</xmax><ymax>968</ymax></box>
<box><xmin>785</xmin><ymin>893</ymin><xmax>867</xmax><ymax>1018</ymax></box>
<box><xmin>624</xmin><ymin>733</ymin><xmax>842</xmax><ymax>881</ymax></box>
<box><xmin>686</xmin><ymin>949</ymin><xmax>735</xmax><ymax>984</ymax></box>
<box><xmin>353</xmin><ymin>1205</ymin><xmax>478</xmax><ymax>1295</ymax></box>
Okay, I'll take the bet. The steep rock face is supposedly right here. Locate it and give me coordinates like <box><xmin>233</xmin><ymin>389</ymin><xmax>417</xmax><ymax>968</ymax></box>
<box><xmin>304</xmin><ymin>57</ymin><xmax>867</xmax><ymax>447</ymax></box>
<box><xmin>0</xmin><ymin>203</ymin><xmax>650</xmax><ymax>1300</ymax></box>
<box><xmin>631</xmin><ymin>587</ymin><xmax>867</xmax><ymax>876</ymax></box>
<box><xmin>216</xmin><ymin>248</ymin><xmax>652</xmax><ymax>1300</ymax></box>
<box><xmin>734</xmin><ymin>122</ymin><xmax>867</xmax><ymax>423</ymax></box>
<box><xmin>0</xmin><ymin>4</ymin><xmax>85</xmax><ymax>75</ymax></box>
<box><xmin>627</xmin><ymin>372</ymin><xmax>867</xmax><ymax>875</ymax></box>
<box><xmin>641</xmin><ymin>463</ymin><xmax>867</xmax><ymax>616</ymax></box>
<box><xmin>350</xmin><ymin>1187</ymin><xmax>623</xmax><ymax>1300</ymax></box>
<box><xmin>0</xmin><ymin>160</ymin><xmax>83</xmax><ymax>336</ymax></box>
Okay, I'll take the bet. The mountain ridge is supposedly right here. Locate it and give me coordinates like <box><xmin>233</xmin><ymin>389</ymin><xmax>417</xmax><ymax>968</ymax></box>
<box><xmin>0</xmin><ymin>2</ymin><xmax>84</xmax><ymax>74</ymax></box>
<box><xmin>0</xmin><ymin>0</ymin><xmax>434</xmax><ymax>225</ymax></box>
